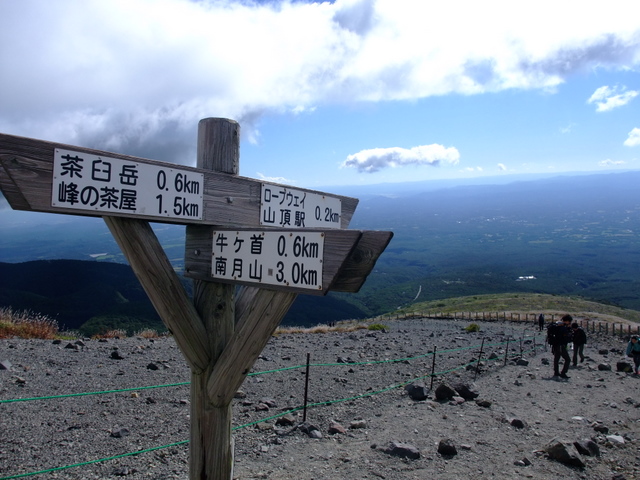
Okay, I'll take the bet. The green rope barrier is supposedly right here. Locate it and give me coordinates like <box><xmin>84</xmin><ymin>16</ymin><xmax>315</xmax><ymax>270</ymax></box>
<box><xmin>0</xmin><ymin>440</ymin><xmax>188</xmax><ymax>480</ymax></box>
<box><xmin>0</xmin><ymin>334</ymin><xmax>544</xmax><ymax>480</ymax></box>
<box><xmin>0</xmin><ymin>381</ymin><xmax>190</xmax><ymax>404</ymax></box>
<box><xmin>1</xmin><ymin>336</ymin><xmax>540</xmax><ymax>405</ymax></box>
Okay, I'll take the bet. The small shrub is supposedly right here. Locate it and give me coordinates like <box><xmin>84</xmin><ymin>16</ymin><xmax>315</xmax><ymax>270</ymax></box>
<box><xmin>368</xmin><ymin>323</ymin><xmax>389</xmax><ymax>331</ymax></box>
<box><xmin>92</xmin><ymin>329</ymin><xmax>128</xmax><ymax>339</ymax></box>
<box><xmin>0</xmin><ymin>307</ymin><xmax>60</xmax><ymax>339</ymax></box>
<box><xmin>135</xmin><ymin>329</ymin><xmax>160</xmax><ymax>339</ymax></box>
<box><xmin>464</xmin><ymin>323</ymin><xmax>481</xmax><ymax>333</ymax></box>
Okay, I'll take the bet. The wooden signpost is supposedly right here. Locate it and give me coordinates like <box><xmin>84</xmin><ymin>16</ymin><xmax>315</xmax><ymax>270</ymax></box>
<box><xmin>0</xmin><ymin>118</ymin><xmax>392</xmax><ymax>480</ymax></box>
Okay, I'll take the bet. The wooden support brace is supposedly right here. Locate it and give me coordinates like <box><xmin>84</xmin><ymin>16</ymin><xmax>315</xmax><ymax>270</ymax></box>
<box><xmin>104</xmin><ymin>216</ymin><xmax>210</xmax><ymax>373</ymax></box>
<box><xmin>207</xmin><ymin>287</ymin><xmax>297</xmax><ymax>407</ymax></box>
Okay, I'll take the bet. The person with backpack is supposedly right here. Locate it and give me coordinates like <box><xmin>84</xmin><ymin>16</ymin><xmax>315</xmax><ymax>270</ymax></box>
<box><xmin>571</xmin><ymin>322</ymin><xmax>587</xmax><ymax>366</ymax></box>
<box><xmin>626</xmin><ymin>335</ymin><xmax>640</xmax><ymax>375</ymax></box>
<box><xmin>547</xmin><ymin>314</ymin><xmax>573</xmax><ymax>379</ymax></box>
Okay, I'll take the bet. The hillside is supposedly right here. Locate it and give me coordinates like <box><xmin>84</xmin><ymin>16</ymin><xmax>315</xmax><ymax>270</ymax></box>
<box><xmin>1</xmin><ymin>171</ymin><xmax>640</xmax><ymax>327</ymax></box>
<box><xmin>392</xmin><ymin>293</ymin><xmax>640</xmax><ymax>325</ymax></box>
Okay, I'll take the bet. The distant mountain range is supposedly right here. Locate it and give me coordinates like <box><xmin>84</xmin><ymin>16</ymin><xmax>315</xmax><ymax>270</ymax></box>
<box><xmin>1</xmin><ymin>171</ymin><xmax>639</xmax><ymax>333</ymax></box>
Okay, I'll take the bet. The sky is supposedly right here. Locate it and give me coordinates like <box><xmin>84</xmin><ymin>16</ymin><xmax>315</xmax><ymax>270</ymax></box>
<box><xmin>1</xmin><ymin>0</ymin><xmax>640</xmax><ymax>195</ymax></box>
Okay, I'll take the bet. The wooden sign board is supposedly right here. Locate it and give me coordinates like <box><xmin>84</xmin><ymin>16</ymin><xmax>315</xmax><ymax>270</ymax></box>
<box><xmin>0</xmin><ymin>119</ymin><xmax>394</xmax><ymax>480</ymax></box>
<box><xmin>185</xmin><ymin>226</ymin><xmax>393</xmax><ymax>295</ymax></box>
<box><xmin>0</xmin><ymin>133</ymin><xmax>357</xmax><ymax>228</ymax></box>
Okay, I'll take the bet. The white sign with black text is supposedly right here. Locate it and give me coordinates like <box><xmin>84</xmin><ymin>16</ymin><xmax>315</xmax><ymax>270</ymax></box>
<box><xmin>260</xmin><ymin>184</ymin><xmax>342</xmax><ymax>229</ymax></box>
<box><xmin>211</xmin><ymin>230</ymin><xmax>324</xmax><ymax>291</ymax></box>
<box><xmin>52</xmin><ymin>149</ymin><xmax>204</xmax><ymax>220</ymax></box>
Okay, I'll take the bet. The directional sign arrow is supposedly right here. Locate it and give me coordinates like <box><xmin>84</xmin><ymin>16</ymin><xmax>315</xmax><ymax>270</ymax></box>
<box><xmin>0</xmin><ymin>133</ymin><xmax>358</xmax><ymax>228</ymax></box>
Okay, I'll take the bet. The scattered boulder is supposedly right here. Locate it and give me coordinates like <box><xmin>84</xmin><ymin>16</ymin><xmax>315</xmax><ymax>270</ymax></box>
<box><xmin>574</xmin><ymin>439</ymin><xmax>600</xmax><ymax>457</ymax></box>
<box><xmin>382</xmin><ymin>441</ymin><xmax>421</xmax><ymax>460</ymax></box>
<box><xmin>110</xmin><ymin>427</ymin><xmax>130</xmax><ymax>438</ymax></box>
<box><xmin>275</xmin><ymin>414</ymin><xmax>296</xmax><ymax>427</ymax></box>
<box><xmin>475</xmin><ymin>399</ymin><xmax>492</xmax><ymax>408</ymax></box>
<box><xmin>259</xmin><ymin>397</ymin><xmax>277</xmax><ymax>408</ymax></box>
<box><xmin>452</xmin><ymin>383</ymin><xmax>479</xmax><ymax>400</ymax></box>
<box><xmin>606</xmin><ymin>435</ymin><xmax>625</xmax><ymax>446</ymax></box>
<box><xmin>404</xmin><ymin>383</ymin><xmax>428</xmax><ymax>401</ymax></box>
<box><xmin>515</xmin><ymin>358</ymin><xmax>529</xmax><ymax>366</ymax></box>
<box><xmin>544</xmin><ymin>438</ymin><xmax>585</xmax><ymax>468</ymax></box>
<box><xmin>110</xmin><ymin>350</ymin><xmax>124</xmax><ymax>360</ymax></box>
<box><xmin>146</xmin><ymin>362</ymin><xmax>159</xmax><ymax>370</ymax></box>
<box><xmin>299</xmin><ymin>423</ymin><xmax>322</xmax><ymax>439</ymax></box>
<box><xmin>0</xmin><ymin>359</ymin><xmax>12</xmax><ymax>370</ymax></box>
<box><xmin>349</xmin><ymin>419</ymin><xmax>367</xmax><ymax>429</ymax></box>
<box><xmin>597</xmin><ymin>363</ymin><xmax>612</xmax><ymax>371</ymax></box>
<box><xmin>510</xmin><ymin>418</ymin><xmax>526</xmax><ymax>429</ymax></box>
<box><xmin>434</xmin><ymin>383</ymin><xmax>457</xmax><ymax>401</ymax></box>
<box><xmin>328</xmin><ymin>421</ymin><xmax>346</xmax><ymax>435</ymax></box>
<box><xmin>437</xmin><ymin>438</ymin><xmax>457</xmax><ymax>456</ymax></box>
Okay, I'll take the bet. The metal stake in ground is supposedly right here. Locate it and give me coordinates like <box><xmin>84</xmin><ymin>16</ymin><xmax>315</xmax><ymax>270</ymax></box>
<box><xmin>303</xmin><ymin>352</ymin><xmax>311</xmax><ymax>422</ymax></box>
<box><xmin>474</xmin><ymin>337</ymin><xmax>486</xmax><ymax>381</ymax></box>
<box><xmin>429</xmin><ymin>346</ymin><xmax>438</xmax><ymax>390</ymax></box>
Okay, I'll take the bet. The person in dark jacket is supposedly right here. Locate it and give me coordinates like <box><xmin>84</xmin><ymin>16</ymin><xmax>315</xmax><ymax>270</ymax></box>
<box><xmin>571</xmin><ymin>322</ymin><xmax>587</xmax><ymax>366</ymax></box>
<box><xmin>626</xmin><ymin>335</ymin><xmax>640</xmax><ymax>375</ymax></box>
<box><xmin>538</xmin><ymin>313</ymin><xmax>545</xmax><ymax>331</ymax></box>
<box><xmin>548</xmin><ymin>314</ymin><xmax>573</xmax><ymax>379</ymax></box>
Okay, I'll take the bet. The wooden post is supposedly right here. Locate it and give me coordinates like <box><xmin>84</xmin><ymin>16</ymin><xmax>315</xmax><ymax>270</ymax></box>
<box><xmin>188</xmin><ymin>118</ymin><xmax>239</xmax><ymax>480</ymax></box>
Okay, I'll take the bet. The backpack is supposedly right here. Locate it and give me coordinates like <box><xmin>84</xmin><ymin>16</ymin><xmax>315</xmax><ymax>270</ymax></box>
<box><xmin>547</xmin><ymin>323</ymin><xmax>561</xmax><ymax>346</ymax></box>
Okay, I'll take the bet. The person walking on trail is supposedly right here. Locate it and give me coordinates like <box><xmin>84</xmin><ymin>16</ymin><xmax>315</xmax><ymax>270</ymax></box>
<box><xmin>571</xmin><ymin>322</ymin><xmax>587</xmax><ymax>366</ymax></box>
<box><xmin>538</xmin><ymin>313</ymin><xmax>545</xmax><ymax>331</ymax></box>
<box><xmin>547</xmin><ymin>314</ymin><xmax>573</xmax><ymax>379</ymax></box>
<box><xmin>626</xmin><ymin>335</ymin><xmax>640</xmax><ymax>375</ymax></box>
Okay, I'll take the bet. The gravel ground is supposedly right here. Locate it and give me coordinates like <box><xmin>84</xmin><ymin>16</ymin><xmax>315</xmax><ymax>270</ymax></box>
<box><xmin>1</xmin><ymin>318</ymin><xmax>639</xmax><ymax>480</ymax></box>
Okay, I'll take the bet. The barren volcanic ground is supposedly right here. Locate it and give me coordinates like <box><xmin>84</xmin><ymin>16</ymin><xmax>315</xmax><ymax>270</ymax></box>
<box><xmin>1</xmin><ymin>318</ymin><xmax>639</xmax><ymax>480</ymax></box>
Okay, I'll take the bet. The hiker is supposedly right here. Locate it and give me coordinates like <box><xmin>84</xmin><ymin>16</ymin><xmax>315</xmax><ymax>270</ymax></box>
<box><xmin>547</xmin><ymin>314</ymin><xmax>573</xmax><ymax>379</ymax></box>
<box><xmin>571</xmin><ymin>322</ymin><xmax>587</xmax><ymax>366</ymax></box>
<box><xmin>626</xmin><ymin>335</ymin><xmax>640</xmax><ymax>375</ymax></box>
<box><xmin>538</xmin><ymin>313</ymin><xmax>545</xmax><ymax>331</ymax></box>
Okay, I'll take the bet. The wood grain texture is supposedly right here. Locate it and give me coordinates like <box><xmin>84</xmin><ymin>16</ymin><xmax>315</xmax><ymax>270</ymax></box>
<box><xmin>206</xmin><ymin>287</ymin><xmax>297</xmax><ymax>407</ymax></box>
<box><xmin>0</xmin><ymin>132</ymin><xmax>357</xmax><ymax>228</ymax></box>
<box><xmin>190</xmin><ymin>371</ymin><xmax>233</xmax><ymax>480</ymax></box>
<box><xmin>103</xmin><ymin>216</ymin><xmax>210</xmax><ymax>373</ymax></box>
<box><xmin>329</xmin><ymin>230</ymin><xmax>394</xmax><ymax>292</ymax></box>
<box><xmin>190</xmin><ymin>118</ymin><xmax>239</xmax><ymax>480</ymax></box>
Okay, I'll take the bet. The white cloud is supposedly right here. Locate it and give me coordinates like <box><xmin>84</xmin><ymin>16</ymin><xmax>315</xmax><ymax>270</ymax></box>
<box><xmin>587</xmin><ymin>85</ymin><xmax>639</xmax><ymax>112</ymax></box>
<box><xmin>598</xmin><ymin>159</ymin><xmax>627</xmax><ymax>167</ymax></box>
<box><xmin>624</xmin><ymin>127</ymin><xmax>640</xmax><ymax>147</ymax></box>
<box><xmin>0</xmin><ymin>0</ymin><xmax>640</xmax><ymax>164</ymax></box>
<box><xmin>256</xmin><ymin>172</ymin><xmax>296</xmax><ymax>184</ymax></box>
<box><xmin>497</xmin><ymin>163</ymin><xmax>507</xmax><ymax>171</ymax></box>
<box><xmin>342</xmin><ymin>144</ymin><xmax>460</xmax><ymax>173</ymax></box>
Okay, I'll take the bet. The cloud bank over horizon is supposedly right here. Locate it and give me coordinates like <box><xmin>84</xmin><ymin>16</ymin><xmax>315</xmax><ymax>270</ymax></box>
<box><xmin>342</xmin><ymin>145</ymin><xmax>460</xmax><ymax>173</ymax></box>
<box><xmin>1</xmin><ymin>0</ymin><xmax>639</xmax><ymax>170</ymax></box>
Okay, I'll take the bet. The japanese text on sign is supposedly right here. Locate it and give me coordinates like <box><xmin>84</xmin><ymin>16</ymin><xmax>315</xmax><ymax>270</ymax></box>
<box><xmin>211</xmin><ymin>230</ymin><xmax>324</xmax><ymax>291</ymax></box>
<box><xmin>260</xmin><ymin>184</ymin><xmax>342</xmax><ymax>229</ymax></box>
<box><xmin>52</xmin><ymin>149</ymin><xmax>204</xmax><ymax>220</ymax></box>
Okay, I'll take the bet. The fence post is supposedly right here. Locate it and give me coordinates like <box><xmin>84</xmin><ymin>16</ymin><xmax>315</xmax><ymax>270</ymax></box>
<box><xmin>429</xmin><ymin>346</ymin><xmax>438</xmax><ymax>390</ymax></box>
<box><xmin>474</xmin><ymin>338</ymin><xmax>486</xmax><ymax>381</ymax></box>
<box><xmin>504</xmin><ymin>338</ymin><xmax>510</xmax><ymax>366</ymax></box>
<box><xmin>303</xmin><ymin>353</ymin><xmax>311</xmax><ymax>422</ymax></box>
